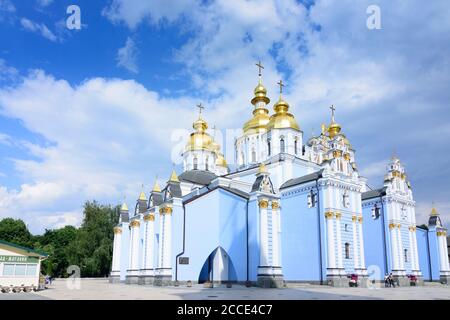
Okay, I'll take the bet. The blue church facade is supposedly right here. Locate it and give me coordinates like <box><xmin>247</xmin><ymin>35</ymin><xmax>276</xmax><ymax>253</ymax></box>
<box><xmin>110</xmin><ymin>65</ymin><xmax>450</xmax><ymax>287</ymax></box>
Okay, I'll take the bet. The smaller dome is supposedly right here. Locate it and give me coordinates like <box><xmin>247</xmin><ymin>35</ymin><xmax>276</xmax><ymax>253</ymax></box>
<box><xmin>215</xmin><ymin>153</ymin><xmax>227</xmax><ymax>167</ymax></box>
<box><xmin>185</xmin><ymin>132</ymin><xmax>213</xmax><ymax>151</ymax></box>
<box><xmin>251</xmin><ymin>79</ymin><xmax>270</xmax><ymax>105</ymax></box>
<box><xmin>328</xmin><ymin>122</ymin><xmax>341</xmax><ymax>138</ymax></box>
<box><xmin>266</xmin><ymin>98</ymin><xmax>300</xmax><ymax>131</ymax></box>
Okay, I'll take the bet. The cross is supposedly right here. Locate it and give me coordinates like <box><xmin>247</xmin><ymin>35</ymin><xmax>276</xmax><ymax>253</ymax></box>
<box><xmin>197</xmin><ymin>103</ymin><xmax>204</xmax><ymax>115</ymax></box>
<box><xmin>255</xmin><ymin>60</ymin><xmax>264</xmax><ymax>77</ymax></box>
<box><xmin>277</xmin><ymin>79</ymin><xmax>285</xmax><ymax>94</ymax></box>
<box><xmin>330</xmin><ymin>105</ymin><xmax>336</xmax><ymax>122</ymax></box>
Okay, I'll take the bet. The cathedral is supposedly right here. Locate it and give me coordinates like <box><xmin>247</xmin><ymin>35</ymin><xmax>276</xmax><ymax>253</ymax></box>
<box><xmin>110</xmin><ymin>64</ymin><xmax>449</xmax><ymax>287</ymax></box>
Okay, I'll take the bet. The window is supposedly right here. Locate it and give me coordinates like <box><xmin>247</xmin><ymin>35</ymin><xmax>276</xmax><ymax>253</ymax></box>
<box><xmin>280</xmin><ymin>137</ymin><xmax>285</xmax><ymax>153</ymax></box>
<box><xmin>294</xmin><ymin>138</ymin><xmax>298</xmax><ymax>155</ymax></box>
<box><xmin>345</xmin><ymin>224</ymin><xmax>349</xmax><ymax>232</ymax></box>
<box><xmin>342</xmin><ymin>192</ymin><xmax>349</xmax><ymax>208</ymax></box>
<box><xmin>404</xmin><ymin>249</ymin><xmax>408</xmax><ymax>263</ymax></box>
<box><xmin>193</xmin><ymin>157</ymin><xmax>198</xmax><ymax>170</ymax></box>
<box><xmin>205</xmin><ymin>157</ymin><xmax>209</xmax><ymax>171</ymax></box>
<box><xmin>15</xmin><ymin>264</ymin><xmax>26</xmax><ymax>276</ymax></box>
<box><xmin>345</xmin><ymin>243</ymin><xmax>350</xmax><ymax>259</ymax></box>
<box><xmin>267</xmin><ymin>140</ymin><xmax>271</xmax><ymax>156</ymax></box>
<box><xmin>3</xmin><ymin>264</ymin><xmax>14</xmax><ymax>276</ymax></box>
<box><xmin>251</xmin><ymin>149</ymin><xmax>256</xmax><ymax>163</ymax></box>
<box><xmin>26</xmin><ymin>264</ymin><xmax>37</xmax><ymax>276</ymax></box>
<box><xmin>307</xmin><ymin>190</ymin><xmax>316</xmax><ymax>208</ymax></box>
<box><xmin>372</xmin><ymin>205</ymin><xmax>380</xmax><ymax>220</ymax></box>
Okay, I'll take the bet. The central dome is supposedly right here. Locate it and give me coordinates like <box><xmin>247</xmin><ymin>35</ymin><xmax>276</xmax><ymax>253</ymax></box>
<box><xmin>185</xmin><ymin>115</ymin><xmax>213</xmax><ymax>151</ymax></box>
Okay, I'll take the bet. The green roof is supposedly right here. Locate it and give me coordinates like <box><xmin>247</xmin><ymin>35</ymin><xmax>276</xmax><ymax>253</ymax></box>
<box><xmin>0</xmin><ymin>239</ymin><xmax>48</xmax><ymax>257</ymax></box>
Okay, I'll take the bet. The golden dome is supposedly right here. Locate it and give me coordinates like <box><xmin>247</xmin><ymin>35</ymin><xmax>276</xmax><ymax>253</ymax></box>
<box><xmin>244</xmin><ymin>77</ymin><xmax>271</xmax><ymax>135</ymax></box>
<box><xmin>328</xmin><ymin>121</ymin><xmax>342</xmax><ymax>138</ymax></box>
<box><xmin>215</xmin><ymin>153</ymin><xmax>227</xmax><ymax>167</ymax></box>
<box><xmin>251</xmin><ymin>79</ymin><xmax>270</xmax><ymax>105</ymax></box>
<box><xmin>266</xmin><ymin>98</ymin><xmax>300</xmax><ymax>131</ymax></box>
<box><xmin>185</xmin><ymin>113</ymin><xmax>214</xmax><ymax>152</ymax></box>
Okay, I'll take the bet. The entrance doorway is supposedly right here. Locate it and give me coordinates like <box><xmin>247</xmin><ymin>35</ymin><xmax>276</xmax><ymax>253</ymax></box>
<box><xmin>198</xmin><ymin>247</ymin><xmax>236</xmax><ymax>284</ymax></box>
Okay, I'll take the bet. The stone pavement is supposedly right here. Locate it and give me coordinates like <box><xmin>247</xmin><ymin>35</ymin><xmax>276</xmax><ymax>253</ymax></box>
<box><xmin>0</xmin><ymin>278</ymin><xmax>449</xmax><ymax>300</ymax></box>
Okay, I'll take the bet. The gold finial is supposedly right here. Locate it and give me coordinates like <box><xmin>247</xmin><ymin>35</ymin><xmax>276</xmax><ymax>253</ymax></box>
<box><xmin>277</xmin><ymin>79</ymin><xmax>285</xmax><ymax>96</ymax></box>
<box><xmin>138</xmin><ymin>184</ymin><xmax>146</xmax><ymax>201</ymax></box>
<box><xmin>153</xmin><ymin>177</ymin><xmax>161</xmax><ymax>192</ymax></box>
<box><xmin>431</xmin><ymin>202</ymin><xmax>438</xmax><ymax>216</ymax></box>
<box><xmin>330</xmin><ymin>105</ymin><xmax>336</xmax><ymax>123</ymax></box>
<box><xmin>120</xmin><ymin>199</ymin><xmax>129</xmax><ymax>212</ymax></box>
<box><xmin>327</xmin><ymin>105</ymin><xmax>341</xmax><ymax>138</ymax></box>
<box><xmin>256</xmin><ymin>60</ymin><xmax>264</xmax><ymax>77</ymax></box>
<box><xmin>197</xmin><ymin>103</ymin><xmax>204</xmax><ymax>116</ymax></box>
<box><xmin>169</xmin><ymin>169</ymin><xmax>179</xmax><ymax>183</ymax></box>
<box><xmin>258</xmin><ymin>163</ymin><xmax>268</xmax><ymax>174</ymax></box>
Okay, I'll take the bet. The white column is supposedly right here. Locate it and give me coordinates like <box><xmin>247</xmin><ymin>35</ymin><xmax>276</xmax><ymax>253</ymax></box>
<box><xmin>130</xmin><ymin>220</ymin><xmax>140</xmax><ymax>271</ymax></box>
<box><xmin>143</xmin><ymin>215</ymin><xmax>155</xmax><ymax>272</ymax></box>
<box><xmin>162</xmin><ymin>208</ymin><xmax>172</xmax><ymax>270</ymax></box>
<box><xmin>259</xmin><ymin>199</ymin><xmax>269</xmax><ymax>267</ymax></box>
<box><xmin>325</xmin><ymin>211</ymin><xmax>336</xmax><ymax>271</ymax></box>
<box><xmin>408</xmin><ymin>227</ymin><xmax>414</xmax><ymax>271</ymax></box>
<box><xmin>357</xmin><ymin>216</ymin><xmax>366</xmax><ymax>269</ymax></box>
<box><xmin>112</xmin><ymin>227</ymin><xmax>122</xmax><ymax>273</ymax></box>
<box><xmin>437</xmin><ymin>233</ymin><xmax>447</xmax><ymax>272</ymax></box>
<box><xmin>443</xmin><ymin>234</ymin><xmax>450</xmax><ymax>271</ymax></box>
<box><xmin>335</xmin><ymin>212</ymin><xmax>344</xmax><ymax>270</ymax></box>
<box><xmin>271</xmin><ymin>201</ymin><xmax>281</xmax><ymax>267</ymax></box>
<box><xmin>157</xmin><ymin>211</ymin><xmax>165</xmax><ymax>269</ymax></box>
<box><xmin>390</xmin><ymin>223</ymin><xmax>399</xmax><ymax>271</ymax></box>
<box><xmin>411</xmin><ymin>229</ymin><xmax>420</xmax><ymax>272</ymax></box>
<box><xmin>397</xmin><ymin>224</ymin><xmax>405</xmax><ymax>271</ymax></box>
<box><xmin>352</xmin><ymin>216</ymin><xmax>360</xmax><ymax>270</ymax></box>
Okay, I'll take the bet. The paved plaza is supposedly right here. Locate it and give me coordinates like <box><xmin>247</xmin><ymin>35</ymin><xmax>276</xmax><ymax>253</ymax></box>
<box><xmin>0</xmin><ymin>279</ymin><xmax>449</xmax><ymax>300</ymax></box>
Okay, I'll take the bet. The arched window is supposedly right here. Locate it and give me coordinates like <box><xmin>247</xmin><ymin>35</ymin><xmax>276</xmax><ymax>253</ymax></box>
<box><xmin>404</xmin><ymin>249</ymin><xmax>408</xmax><ymax>263</ymax></box>
<box><xmin>267</xmin><ymin>140</ymin><xmax>271</xmax><ymax>156</ymax></box>
<box><xmin>241</xmin><ymin>152</ymin><xmax>245</xmax><ymax>165</ymax></box>
<box><xmin>294</xmin><ymin>138</ymin><xmax>298</xmax><ymax>155</ymax></box>
<box><xmin>280</xmin><ymin>137</ymin><xmax>285</xmax><ymax>153</ymax></box>
<box><xmin>251</xmin><ymin>149</ymin><xmax>256</xmax><ymax>163</ymax></box>
<box><xmin>205</xmin><ymin>157</ymin><xmax>209</xmax><ymax>171</ymax></box>
<box><xmin>193</xmin><ymin>157</ymin><xmax>198</xmax><ymax>170</ymax></box>
<box><xmin>345</xmin><ymin>243</ymin><xmax>350</xmax><ymax>259</ymax></box>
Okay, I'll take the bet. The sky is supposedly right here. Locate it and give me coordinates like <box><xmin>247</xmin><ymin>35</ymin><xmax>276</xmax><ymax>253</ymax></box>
<box><xmin>0</xmin><ymin>0</ymin><xmax>449</xmax><ymax>233</ymax></box>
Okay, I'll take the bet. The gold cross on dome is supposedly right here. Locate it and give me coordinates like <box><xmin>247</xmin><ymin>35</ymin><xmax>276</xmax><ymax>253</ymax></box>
<box><xmin>330</xmin><ymin>105</ymin><xmax>336</xmax><ymax>122</ymax></box>
<box><xmin>255</xmin><ymin>60</ymin><xmax>264</xmax><ymax>77</ymax></box>
<box><xmin>196</xmin><ymin>103</ymin><xmax>204</xmax><ymax>115</ymax></box>
<box><xmin>277</xmin><ymin>79</ymin><xmax>285</xmax><ymax>94</ymax></box>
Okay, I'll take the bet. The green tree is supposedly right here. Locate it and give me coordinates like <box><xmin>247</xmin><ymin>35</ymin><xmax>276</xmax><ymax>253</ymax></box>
<box><xmin>0</xmin><ymin>218</ymin><xmax>33</xmax><ymax>247</ymax></box>
<box><xmin>67</xmin><ymin>201</ymin><xmax>119</xmax><ymax>277</ymax></box>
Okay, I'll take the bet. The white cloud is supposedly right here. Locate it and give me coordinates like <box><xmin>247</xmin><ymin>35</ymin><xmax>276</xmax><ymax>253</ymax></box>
<box><xmin>36</xmin><ymin>0</ymin><xmax>53</xmax><ymax>8</ymax></box>
<box><xmin>0</xmin><ymin>0</ymin><xmax>15</xmax><ymax>13</ymax></box>
<box><xmin>20</xmin><ymin>17</ymin><xmax>58</xmax><ymax>42</ymax></box>
<box><xmin>117</xmin><ymin>37</ymin><xmax>139</xmax><ymax>73</ymax></box>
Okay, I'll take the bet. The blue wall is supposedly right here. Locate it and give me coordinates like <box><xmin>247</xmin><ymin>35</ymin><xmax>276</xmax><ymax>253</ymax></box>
<box><xmin>281</xmin><ymin>187</ymin><xmax>321</xmax><ymax>281</ymax></box>
<box><xmin>176</xmin><ymin>189</ymin><xmax>248</xmax><ymax>282</ymax></box>
<box><xmin>416</xmin><ymin>228</ymin><xmax>431</xmax><ymax>280</ymax></box>
<box><xmin>362</xmin><ymin>199</ymin><xmax>388</xmax><ymax>279</ymax></box>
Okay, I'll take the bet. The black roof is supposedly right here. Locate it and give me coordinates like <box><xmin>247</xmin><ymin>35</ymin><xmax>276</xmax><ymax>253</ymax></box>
<box><xmin>279</xmin><ymin>169</ymin><xmax>324</xmax><ymax>190</ymax></box>
<box><xmin>179</xmin><ymin>170</ymin><xmax>218</xmax><ymax>185</ymax></box>
<box><xmin>361</xmin><ymin>187</ymin><xmax>387</xmax><ymax>201</ymax></box>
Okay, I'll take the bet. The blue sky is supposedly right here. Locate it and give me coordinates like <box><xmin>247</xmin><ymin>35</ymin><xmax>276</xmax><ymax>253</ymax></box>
<box><xmin>0</xmin><ymin>0</ymin><xmax>449</xmax><ymax>233</ymax></box>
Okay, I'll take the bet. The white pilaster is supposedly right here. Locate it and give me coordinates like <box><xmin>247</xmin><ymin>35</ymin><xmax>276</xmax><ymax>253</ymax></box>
<box><xmin>335</xmin><ymin>212</ymin><xmax>344</xmax><ymax>270</ymax></box>
<box><xmin>111</xmin><ymin>227</ymin><xmax>122</xmax><ymax>274</ymax></box>
<box><xmin>351</xmin><ymin>216</ymin><xmax>360</xmax><ymax>270</ymax></box>
<box><xmin>325</xmin><ymin>211</ymin><xmax>337</xmax><ymax>272</ymax></box>
<box><xmin>259</xmin><ymin>199</ymin><xmax>269</xmax><ymax>267</ymax></box>
<box><xmin>143</xmin><ymin>214</ymin><xmax>155</xmax><ymax>274</ymax></box>
<box><xmin>271</xmin><ymin>201</ymin><xmax>281</xmax><ymax>267</ymax></box>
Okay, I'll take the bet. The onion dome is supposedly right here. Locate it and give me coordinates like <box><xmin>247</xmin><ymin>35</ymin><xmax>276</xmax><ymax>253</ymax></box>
<box><xmin>266</xmin><ymin>93</ymin><xmax>300</xmax><ymax>131</ymax></box>
<box><xmin>327</xmin><ymin>105</ymin><xmax>342</xmax><ymax>138</ymax></box>
<box><xmin>243</xmin><ymin>78</ymin><xmax>271</xmax><ymax>135</ymax></box>
<box><xmin>210</xmin><ymin>134</ymin><xmax>228</xmax><ymax>168</ymax></box>
<box><xmin>185</xmin><ymin>107</ymin><xmax>213</xmax><ymax>151</ymax></box>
